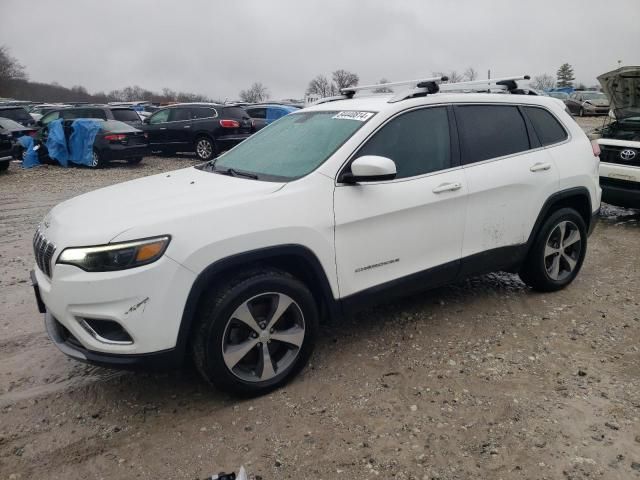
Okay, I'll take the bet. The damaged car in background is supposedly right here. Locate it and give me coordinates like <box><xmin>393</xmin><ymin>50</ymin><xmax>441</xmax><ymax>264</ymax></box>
<box><xmin>594</xmin><ymin>66</ymin><xmax>640</xmax><ymax>209</ymax></box>
<box><xmin>565</xmin><ymin>90</ymin><xmax>610</xmax><ymax>116</ymax></box>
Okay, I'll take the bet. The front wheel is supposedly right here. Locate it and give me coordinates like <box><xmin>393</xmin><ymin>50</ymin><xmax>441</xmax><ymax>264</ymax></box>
<box><xmin>579</xmin><ymin>107</ymin><xmax>585</xmax><ymax>117</ymax></box>
<box><xmin>194</xmin><ymin>137</ymin><xmax>215</xmax><ymax>161</ymax></box>
<box><xmin>519</xmin><ymin>208</ymin><xmax>587</xmax><ymax>292</ymax></box>
<box><xmin>191</xmin><ymin>269</ymin><xmax>318</xmax><ymax>395</ymax></box>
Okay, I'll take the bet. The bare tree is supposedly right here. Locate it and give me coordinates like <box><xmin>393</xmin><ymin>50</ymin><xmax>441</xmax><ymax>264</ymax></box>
<box><xmin>239</xmin><ymin>82</ymin><xmax>269</xmax><ymax>103</ymax></box>
<box><xmin>531</xmin><ymin>74</ymin><xmax>555</xmax><ymax>91</ymax></box>
<box><xmin>332</xmin><ymin>69</ymin><xmax>359</xmax><ymax>91</ymax></box>
<box><xmin>0</xmin><ymin>45</ymin><xmax>27</xmax><ymax>81</ymax></box>
<box><xmin>373</xmin><ymin>78</ymin><xmax>393</xmax><ymax>93</ymax></box>
<box><xmin>463</xmin><ymin>67</ymin><xmax>478</xmax><ymax>81</ymax></box>
<box><xmin>307</xmin><ymin>75</ymin><xmax>333</xmax><ymax>97</ymax></box>
<box><xmin>434</xmin><ymin>71</ymin><xmax>464</xmax><ymax>83</ymax></box>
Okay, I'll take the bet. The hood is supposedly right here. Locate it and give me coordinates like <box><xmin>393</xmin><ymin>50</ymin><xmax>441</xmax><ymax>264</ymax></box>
<box><xmin>583</xmin><ymin>98</ymin><xmax>609</xmax><ymax>107</ymax></box>
<box><xmin>43</xmin><ymin>166</ymin><xmax>284</xmax><ymax>247</ymax></box>
<box><xmin>598</xmin><ymin>66</ymin><xmax>640</xmax><ymax>120</ymax></box>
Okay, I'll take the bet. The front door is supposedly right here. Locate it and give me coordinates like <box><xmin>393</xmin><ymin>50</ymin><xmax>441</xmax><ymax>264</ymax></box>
<box><xmin>334</xmin><ymin>106</ymin><xmax>467</xmax><ymax>299</ymax></box>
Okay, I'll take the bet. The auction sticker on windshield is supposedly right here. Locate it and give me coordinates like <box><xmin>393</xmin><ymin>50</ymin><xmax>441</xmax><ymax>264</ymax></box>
<box><xmin>333</xmin><ymin>111</ymin><xmax>374</xmax><ymax>121</ymax></box>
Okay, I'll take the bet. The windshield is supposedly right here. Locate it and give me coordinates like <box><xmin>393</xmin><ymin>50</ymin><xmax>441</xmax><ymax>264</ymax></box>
<box><xmin>582</xmin><ymin>92</ymin><xmax>606</xmax><ymax>100</ymax></box>
<box><xmin>1</xmin><ymin>107</ymin><xmax>31</xmax><ymax>122</ymax></box>
<box><xmin>211</xmin><ymin>110</ymin><xmax>375</xmax><ymax>180</ymax></box>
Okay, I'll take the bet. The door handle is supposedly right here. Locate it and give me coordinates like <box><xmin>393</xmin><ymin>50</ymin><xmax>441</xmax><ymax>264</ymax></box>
<box><xmin>530</xmin><ymin>162</ymin><xmax>551</xmax><ymax>172</ymax></box>
<box><xmin>159</xmin><ymin>127</ymin><xmax>167</xmax><ymax>130</ymax></box>
<box><xmin>432</xmin><ymin>182</ymin><xmax>462</xmax><ymax>193</ymax></box>
<box><xmin>184</xmin><ymin>125</ymin><xmax>191</xmax><ymax>128</ymax></box>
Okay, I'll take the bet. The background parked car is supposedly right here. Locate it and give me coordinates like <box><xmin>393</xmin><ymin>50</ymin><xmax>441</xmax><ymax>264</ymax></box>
<box><xmin>0</xmin><ymin>129</ymin><xmax>13</xmax><ymax>171</ymax></box>
<box><xmin>0</xmin><ymin>105</ymin><xmax>37</xmax><ymax>127</ymax></box>
<box><xmin>547</xmin><ymin>91</ymin><xmax>569</xmax><ymax>101</ymax></box>
<box><xmin>142</xmin><ymin>103</ymin><xmax>254</xmax><ymax>160</ymax></box>
<box><xmin>28</xmin><ymin>104</ymin><xmax>71</xmax><ymax>122</ymax></box>
<box><xmin>565</xmin><ymin>91</ymin><xmax>610</xmax><ymax>116</ymax></box>
<box><xmin>38</xmin><ymin>105</ymin><xmax>143</xmax><ymax>128</ymax></box>
<box><xmin>0</xmin><ymin>117</ymin><xmax>38</xmax><ymax>159</ymax></box>
<box><xmin>244</xmin><ymin>104</ymin><xmax>300</xmax><ymax>130</ymax></box>
<box><xmin>40</xmin><ymin>119</ymin><xmax>149</xmax><ymax>168</ymax></box>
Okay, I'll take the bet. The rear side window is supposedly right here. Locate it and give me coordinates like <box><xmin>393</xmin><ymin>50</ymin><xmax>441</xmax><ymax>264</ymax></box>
<box><xmin>246</xmin><ymin>107</ymin><xmax>266</xmax><ymax>119</ymax></box>
<box><xmin>356</xmin><ymin>106</ymin><xmax>451</xmax><ymax>179</ymax></box>
<box><xmin>112</xmin><ymin>109</ymin><xmax>141</xmax><ymax>122</ymax></box>
<box><xmin>455</xmin><ymin>105</ymin><xmax>530</xmax><ymax>164</ymax></box>
<box><xmin>523</xmin><ymin>107</ymin><xmax>568</xmax><ymax>146</ymax></box>
<box><xmin>191</xmin><ymin>107</ymin><xmax>217</xmax><ymax>119</ymax></box>
<box><xmin>169</xmin><ymin>108</ymin><xmax>190</xmax><ymax>121</ymax></box>
<box><xmin>223</xmin><ymin>107</ymin><xmax>249</xmax><ymax>119</ymax></box>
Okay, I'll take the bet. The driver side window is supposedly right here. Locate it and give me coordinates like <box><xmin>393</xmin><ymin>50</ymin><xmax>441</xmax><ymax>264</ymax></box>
<box><xmin>149</xmin><ymin>109</ymin><xmax>170</xmax><ymax>125</ymax></box>
<box><xmin>355</xmin><ymin>107</ymin><xmax>451</xmax><ymax>179</ymax></box>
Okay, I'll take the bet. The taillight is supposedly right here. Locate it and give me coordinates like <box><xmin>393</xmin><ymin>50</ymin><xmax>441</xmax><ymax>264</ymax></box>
<box><xmin>104</xmin><ymin>133</ymin><xmax>126</xmax><ymax>141</ymax></box>
<box><xmin>143</xmin><ymin>132</ymin><xmax>148</xmax><ymax>139</ymax></box>
<box><xmin>219</xmin><ymin>119</ymin><xmax>240</xmax><ymax>128</ymax></box>
<box><xmin>591</xmin><ymin>140</ymin><xmax>601</xmax><ymax>157</ymax></box>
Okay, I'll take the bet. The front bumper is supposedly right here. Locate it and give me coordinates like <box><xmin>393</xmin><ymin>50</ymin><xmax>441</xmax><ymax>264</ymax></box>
<box><xmin>44</xmin><ymin>311</ymin><xmax>182</xmax><ymax>369</ymax></box>
<box><xmin>34</xmin><ymin>252</ymin><xmax>196</xmax><ymax>361</ymax></box>
<box><xmin>600</xmin><ymin>162</ymin><xmax>640</xmax><ymax>209</ymax></box>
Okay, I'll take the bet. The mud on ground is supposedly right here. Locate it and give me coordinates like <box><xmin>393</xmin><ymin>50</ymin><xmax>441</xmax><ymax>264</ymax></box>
<box><xmin>0</xmin><ymin>121</ymin><xmax>639</xmax><ymax>479</ymax></box>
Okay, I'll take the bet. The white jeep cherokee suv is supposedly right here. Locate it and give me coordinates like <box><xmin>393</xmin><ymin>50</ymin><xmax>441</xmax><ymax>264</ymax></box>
<box><xmin>32</xmin><ymin>81</ymin><xmax>601</xmax><ymax>394</ymax></box>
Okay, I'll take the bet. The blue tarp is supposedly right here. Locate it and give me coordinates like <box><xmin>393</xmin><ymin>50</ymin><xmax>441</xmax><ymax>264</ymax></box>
<box><xmin>17</xmin><ymin>135</ymin><xmax>39</xmax><ymax>168</ymax></box>
<box><xmin>68</xmin><ymin>119</ymin><xmax>101</xmax><ymax>166</ymax></box>
<box><xmin>45</xmin><ymin>119</ymin><xmax>69</xmax><ymax>167</ymax></box>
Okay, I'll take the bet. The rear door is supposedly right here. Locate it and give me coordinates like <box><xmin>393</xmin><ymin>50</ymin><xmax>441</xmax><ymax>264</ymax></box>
<box><xmin>166</xmin><ymin>107</ymin><xmax>192</xmax><ymax>147</ymax></box>
<box><xmin>455</xmin><ymin>104</ymin><xmax>559</xmax><ymax>273</ymax></box>
<box><xmin>334</xmin><ymin>106</ymin><xmax>467</xmax><ymax>298</ymax></box>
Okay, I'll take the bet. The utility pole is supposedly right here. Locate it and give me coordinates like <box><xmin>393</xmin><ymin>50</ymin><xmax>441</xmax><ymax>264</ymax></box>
<box><xmin>487</xmin><ymin>69</ymin><xmax>491</xmax><ymax>80</ymax></box>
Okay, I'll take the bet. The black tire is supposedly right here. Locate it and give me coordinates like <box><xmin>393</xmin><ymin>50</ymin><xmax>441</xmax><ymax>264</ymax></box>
<box><xmin>0</xmin><ymin>161</ymin><xmax>9</xmax><ymax>172</ymax></box>
<box><xmin>90</xmin><ymin>149</ymin><xmax>104</xmax><ymax>169</ymax></box>
<box><xmin>194</xmin><ymin>136</ymin><xmax>216</xmax><ymax>161</ymax></box>
<box><xmin>579</xmin><ymin>107</ymin><xmax>585</xmax><ymax>117</ymax></box>
<box><xmin>519</xmin><ymin>208</ymin><xmax>587</xmax><ymax>292</ymax></box>
<box><xmin>191</xmin><ymin>268</ymin><xmax>318</xmax><ymax>395</ymax></box>
<box><xmin>127</xmin><ymin>156</ymin><xmax>143</xmax><ymax>165</ymax></box>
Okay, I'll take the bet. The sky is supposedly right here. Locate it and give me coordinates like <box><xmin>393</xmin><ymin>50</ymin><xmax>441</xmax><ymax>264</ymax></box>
<box><xmin>1</xmin><ymin>0</ymin><xmax>639</xmax><ymax>101</ymax></box>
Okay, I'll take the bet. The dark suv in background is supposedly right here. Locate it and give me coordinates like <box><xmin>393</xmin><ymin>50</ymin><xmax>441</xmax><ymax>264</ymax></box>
<box><xmin>0</xmin><ymin>105</ymin><xmax>37</xmax><ymax>127</ymax></box>
<box><xmin>141</xmin><ymin>103</ymin><xmax>254</xmax><ymax>160</ymax></box>
<box><xmin>38</xmin><ymin>105</ymin><xmax>143</xmax><ymax>127</ymax></box>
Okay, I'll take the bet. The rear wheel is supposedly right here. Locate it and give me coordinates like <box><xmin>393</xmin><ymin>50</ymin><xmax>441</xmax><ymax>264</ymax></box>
<box><xmin>91</xmin><ymin>149</ymin><xmax>104</xmax><ymax>169</ymax></box>
<box><xmin>519</xmin><ymin>208</ymin><xmax>587</xmax><ymax>292</ymax></box>
<box><xmin>195</xmin><ymin>136</ymin><xmax>215</xmax><ymax>161</ymax></box>
<box><xmin>191</xmin><ymin>269</ymin><xmax>318</xmax><ymax>395</ymax></box>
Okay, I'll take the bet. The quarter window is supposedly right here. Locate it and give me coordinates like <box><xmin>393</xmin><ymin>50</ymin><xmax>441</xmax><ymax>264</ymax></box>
<box><xmin>523</xmin><ymin>107</ymin><xmax>568</xmax><ymax>146</ymax></box>
<box><xmin>455</xmin><ymin>105</ymin><xmax>530</xmax><ymax>164</ymax></box>
<box><xmin>355</xmin><ymin>107</ymin><xmax>451</xmax><ymax>179</ymax></box>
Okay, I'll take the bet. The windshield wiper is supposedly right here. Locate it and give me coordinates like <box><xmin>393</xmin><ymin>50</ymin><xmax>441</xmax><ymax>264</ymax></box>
<box><xmin>225</xmin><ymin>168</ymin><xmax>258</xmax><ymax>179</ymax></box>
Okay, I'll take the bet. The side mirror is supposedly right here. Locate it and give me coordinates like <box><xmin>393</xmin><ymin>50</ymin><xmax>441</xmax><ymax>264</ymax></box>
<box><xmin>341</xmin><ymin>155</ymin><xmax>397</xmax><ymax>183</ymax></box>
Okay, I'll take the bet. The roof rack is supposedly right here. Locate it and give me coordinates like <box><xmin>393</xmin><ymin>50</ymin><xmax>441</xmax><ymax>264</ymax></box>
<box><xmin>438</xmin><ymin>75</ymin><xmax>531</xmax><ymax>93</ymax></box>
<box><xmin>312</xmin><ymin>74</ymin><xmax>531</xmax><ymax>106</ymax></box>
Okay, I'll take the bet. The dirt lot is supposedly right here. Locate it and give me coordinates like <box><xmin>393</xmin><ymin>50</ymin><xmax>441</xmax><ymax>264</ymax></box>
<box><xmin>1</xmin><ymin>119</ymin><xmax>639</xmax><ymax>480</ymax></box>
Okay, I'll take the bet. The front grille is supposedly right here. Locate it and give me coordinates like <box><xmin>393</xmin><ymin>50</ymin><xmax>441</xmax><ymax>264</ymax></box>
<box><xmin>33</xmin><ymin>229</ymin><xmax>56</xmax><ymax>277</ymax></box>
<box><xmin>600</xmin><ymin>145</ymin><xmax>640</xmax><ymax>167</ymax></box>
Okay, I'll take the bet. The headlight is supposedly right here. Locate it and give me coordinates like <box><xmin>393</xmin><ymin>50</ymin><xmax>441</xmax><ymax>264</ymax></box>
<box><xmin>57</xmin><ymin>236</ymin><xmax>170</xmax><ymax>272</ymax></box>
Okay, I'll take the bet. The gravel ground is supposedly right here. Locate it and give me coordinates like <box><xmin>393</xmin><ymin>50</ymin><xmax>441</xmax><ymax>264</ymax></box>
<box><xmin>0</xmin><ymin>120</ymin><xmax>639</xmax><ymax>480</ymax></box>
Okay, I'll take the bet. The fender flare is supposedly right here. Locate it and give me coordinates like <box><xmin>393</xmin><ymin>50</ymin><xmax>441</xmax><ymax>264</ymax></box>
<box><xmin>173</xmin><ymin>244</ymin><xmax>338</xmax><ymax>360</ymax></box>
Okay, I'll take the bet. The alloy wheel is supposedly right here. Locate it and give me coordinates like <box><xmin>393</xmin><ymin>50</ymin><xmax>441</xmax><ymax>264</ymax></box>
<box><xmin>544</xmin><ymin>220</ymin><xmax>582</xmax><ymax>281</ymax></box>
<box><xmin>221</xmin><ymin>292</ymin><xmax>306</xmax><ymax>383</ymax></box>
<box><xmin>196</xmin><ymin>139</ymin><xmax>213</xmax><ymax>159</ymax></box>
<box><xmin>91</xmin><ymin>151</ymin><xmax>99</xmax><ymax>167</ymax></box>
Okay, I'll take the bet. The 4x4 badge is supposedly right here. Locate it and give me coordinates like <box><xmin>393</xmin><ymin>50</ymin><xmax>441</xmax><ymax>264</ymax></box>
<box><xmin>620</xmin><ymin>149</ymin><xmax>636</xmax><ymax>161</ymax></box>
